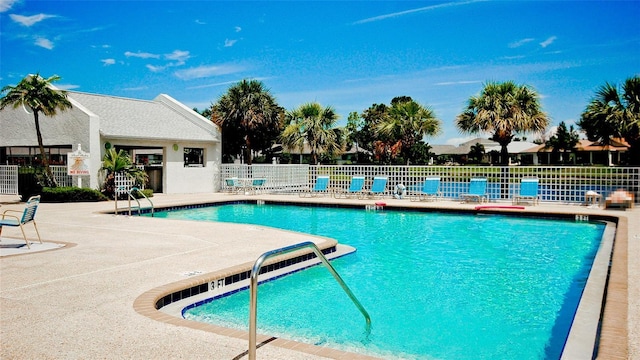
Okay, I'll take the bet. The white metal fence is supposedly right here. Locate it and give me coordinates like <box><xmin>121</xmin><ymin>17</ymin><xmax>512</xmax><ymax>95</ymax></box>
<box><xmin>51</xmin><ymin>166</ymin><xmax>73</xmax><ymax>187</ymax></box>
<box><xmin>0</xmin><ymin>165</ymin><xmax>18</xmax><ymax>195</ymax></box>
<box><xmin>220</xmin><ymin>164</ymin><xmax>310</xmax><ymax>193</ymax></box>
<box><xmin>220</xmin><ymin>164</ymin><xmax>640</xmax><ymax>204</ymax></box>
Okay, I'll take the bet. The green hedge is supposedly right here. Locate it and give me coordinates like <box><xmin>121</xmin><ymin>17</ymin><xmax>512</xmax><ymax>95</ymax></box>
<box><xmin>41</xmin><ymin>187</ymin><xmax>109</xmax><ymax>202</ymax></box>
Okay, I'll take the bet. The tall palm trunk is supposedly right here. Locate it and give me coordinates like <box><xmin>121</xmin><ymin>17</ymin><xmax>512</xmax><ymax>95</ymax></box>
<box><xmin>499</xmin><ymin>144</ymin><xmax>510</xmax><ymax>165</ymax></box>
<box><xmin>33</xmin><ymin>110</ymin><xmax>57</xmax><ymax>187</ymax></box>
<box><xmin>245</xmin><ymin>137</ymin><xmax>252</xmax><ymax>165</ymax></box>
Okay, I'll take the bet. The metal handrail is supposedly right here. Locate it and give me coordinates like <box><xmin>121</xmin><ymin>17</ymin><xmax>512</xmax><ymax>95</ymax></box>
<box><xmin>116</xmin><ymin>186</ymin><xmax>154</xmax><ymax>216</ymax></box>
<box><xmin>248</xmin><ymin>241</ymin><xmax>371</xmax><ymax>360</ymax></box>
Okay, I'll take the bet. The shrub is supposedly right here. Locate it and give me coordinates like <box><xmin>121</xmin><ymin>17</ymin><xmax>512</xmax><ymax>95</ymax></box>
<box><xmin>41</xmin><ymin>187</ymin><xmax>109</xmax><ymax>202</ymax></box>
<box><xmin>133</xmin><ymin>188</ymin><xmax>154</xmax><ymax>199</ymax></box>
<box><xmin>18</xmin><ymin>167</ymin><xmax>43</xmax><ymax>200</ymax></box>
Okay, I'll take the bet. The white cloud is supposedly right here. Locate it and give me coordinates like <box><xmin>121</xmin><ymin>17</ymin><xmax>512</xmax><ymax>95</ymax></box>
<box><xmin>10</xmin><ymin>13</ymin><xmax>56</xmax><ymax>26</ymax></box>
<box><xmin>235</xmin><ymin>26</ymin><xmax>242</xmax><ymax>32</ymax></box>
<box><xmin>124</xmin><ymin>51</ymin><xmax>160</xmax><ymax>59</ymax></box>
<box><xmin>509</xmin><ymin>38</ymin><xmax>535</xmax><ymax>48</ymax></box>
<box><xmin>224</xmin><ymin>39</ymin><xmax>237</xmax><ymax>47</ymax></box>
<box><xmin>195</xmin><ymin>19</ymin><xmax>206</xmax><ymax>25</ymax></box>
<box><xmin>540</xmin><ymin>36</ymin><xmax>557</xmax><ymax>48</ymax></box>
<box><xmin>164</xmin><ymin>49</ymin><xmax>190</xmax><ymax>64</ymax></box>
<box><xmin>123</xmin><ymin>86</ymin><xmax>148</xmax><ymax>91</ymax></box>
<box><xmin>353</xmin><ymin>0</ymin><xmax>485</xmax><ymax>25</ymax></box>
<box><xmin>34</xmin><ymin>37</ymin><xmax>53</xmax><ymax>49</ymax></box>
<box><xmin>187</xmin><ymin>77</ymin><xmax>272</xmax><ymax>90</ymax></box>
<box><xmin>55</xmin><ymin>84</ymin><xmax>80</xmax><ymax>90</ymax></box>
<box><xmin>174</xmin><ymin>64</ymin><xmax>245</xmax><ymax>80</ymax></box>
<box><xmin>0</xmin><ymin>0</ymin><xmax>19</xmax><ymax>13</ymax></box>
<box><xmin>445</xmin><ymin>136</ymin><xmax>479</xmax><ymax>146</ymax></box>
<box><xmin>146</xmin><ymin>64</ymin><xmax>165</xmax><ymax>72</ymax></box>
<box><xmin>101</xmin><ymin>58</ymin><xmax>115</xmax><ymax>66</ymax></box>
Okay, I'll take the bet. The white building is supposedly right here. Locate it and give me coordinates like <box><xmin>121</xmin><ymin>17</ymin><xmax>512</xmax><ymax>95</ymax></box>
<box><xmin>0</xmin><ymin>91</ymin><xmax>221</xmax><ymax>194</ymax></box>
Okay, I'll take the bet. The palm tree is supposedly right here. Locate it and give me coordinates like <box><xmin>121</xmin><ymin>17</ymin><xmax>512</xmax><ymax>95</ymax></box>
<box><xmin>0</xmin><ymin>73</ymin><xmax>73</xmax><ymax>187</ymax></box>
<box><xmin>280</xmin><ymin>102</ymin><xmax>342</xmax><ymax>164</ymax></box>
<box><xmin>376</xmin><ymin>97</ymin><xmax>441</xmax><ymax>165</ymax></box>
<box><xmin>212</xmin><ymin>80</ymin><xmax>284</xmax><ymax>164</ymax></box>
<box><xmin>578</xmin><ymin>76</ymin><xmax>640</xmax><ymax>165</ymax></box>
<box><xmin>99</xmin><ymin>148</ymin><xmax>148</xmax><ymax>198</ymax></box>
<box><xmin>545</xmin><ymin>121</ymin><xmax>580</xmax><ymax>164</ymax></box>
<box><xmin>468</xmin><ymin>142</ymin><xmax>485</xmax><ymax>164</ymax></box>
<box><xmin>456</xmin><ymin>81</ymin><xmax>549</xmax><ymax>165</ymax></box>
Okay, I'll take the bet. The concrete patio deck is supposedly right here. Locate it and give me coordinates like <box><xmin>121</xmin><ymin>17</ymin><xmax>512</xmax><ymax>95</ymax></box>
<box><xmin>1</xmin><ymin>193</ymin><xmax>638</xmax><ymax>359</ymax></box>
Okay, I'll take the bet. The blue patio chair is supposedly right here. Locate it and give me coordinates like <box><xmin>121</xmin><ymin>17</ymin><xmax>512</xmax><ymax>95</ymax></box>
<box><xmin>249</xmin><ymin>178</ymin><xmax>267</xmax><ymax>195</ymax></box>
<box><xmin>300</xmin><ymin>176</ymin><xmax>330</xmax><ymax>197</ymax></box>
<box><xmin>334</xmin><ymin>176</ymin><xmax>365</xmax><ymax>199</ymax></box>
<box><xmin>0</xmin><ymin>195</ymin><xmax>42</xmax><ymax>249</ymax></box>
<box><xmin>361</xmin><ymin>176</ymin><xmax>388</xmax><ymax>199</ymax></box>
<box><xmin>411</xmin><ymin>176</ymin><xmax>442</xmax><ymax>202</ymax></box>
<box><xmin>513</xmin><ymin>177</ymin><xmax>540</xmax><ymax>205</ymax></box>
<box><xmin>224</xmin><ymin>177</ymin><xmax>242</xmax><ymax>194</ymax></box>
<box><xmin>460</xmin><ymin>177</ymin><xmax>488</xmax><ymax>203</ymax></box>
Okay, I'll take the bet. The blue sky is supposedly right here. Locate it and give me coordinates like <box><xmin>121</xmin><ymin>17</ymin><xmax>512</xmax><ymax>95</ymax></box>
<box><xmin>1</xmin><ymin>0</ymin><xmax>639</xmax><ymax>145</ymax></box>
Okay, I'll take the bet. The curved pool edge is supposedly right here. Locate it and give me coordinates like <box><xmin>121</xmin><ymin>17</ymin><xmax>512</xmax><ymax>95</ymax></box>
<box><xmin>133</xmin><ymin>237</ymin><xmax>381</xmax><ymax>359</ymax></box>
<box><xmin>132</xmin><ymin>199</ymin><xmax>629</xmax><ymax>360</ymax></box>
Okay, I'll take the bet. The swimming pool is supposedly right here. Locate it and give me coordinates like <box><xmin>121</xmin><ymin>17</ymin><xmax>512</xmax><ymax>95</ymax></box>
<box><xmin>150</xmin><ymin>203</ymin><xmax>605</xmax><ymax>359</ymax></box>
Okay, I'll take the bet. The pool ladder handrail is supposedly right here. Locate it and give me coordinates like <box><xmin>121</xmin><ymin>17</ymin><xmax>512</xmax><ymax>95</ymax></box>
<box><xmin>115</xmin><ymin>186</ymin><xmax>154</xmax><ymax>216</ymax></box>
<box><xmin>248</xmin><ymin>241</ymin><xmax>371</xmax><ymax>360</ymax></box>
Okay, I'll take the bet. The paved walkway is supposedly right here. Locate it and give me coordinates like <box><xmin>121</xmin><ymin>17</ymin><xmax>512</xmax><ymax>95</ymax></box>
<box><xmin>1</xmin><ymin>194</ymin><xmax>638</xmax><ymax>359</ymax></box>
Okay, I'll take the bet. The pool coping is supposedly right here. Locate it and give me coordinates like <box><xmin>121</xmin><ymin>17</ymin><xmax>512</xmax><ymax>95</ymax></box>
<box><xmin>131</xmin><ymin>199</ymin><xmax>627</xmax><ymax>359</ymax></box>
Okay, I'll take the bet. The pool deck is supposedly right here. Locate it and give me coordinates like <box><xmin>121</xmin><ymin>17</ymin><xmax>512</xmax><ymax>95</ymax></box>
<box><xmin>0</xmin><ymin>193</ymin><xmax>638</xmax><ymax>359</ymax></box>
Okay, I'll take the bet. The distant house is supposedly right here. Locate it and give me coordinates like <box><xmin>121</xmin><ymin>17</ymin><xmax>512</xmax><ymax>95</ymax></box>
<box><xmin>431</xmin><ymin>137</ymin><xmax>539</xmax><ymax>165</ymax></box>
<box><xmin>273</xmin><ymin>143</ymin><xmax>371</xmax><ymax>164</ymax></box>
<box><xmin>0</xmin><ymin>90</ymin><xmax>221</xmax><ymax>193</ymax></box>
<box><xmin>524</xmin><ymin>138</ymin><xmax>629</xmax><ymax>166</ymax></box>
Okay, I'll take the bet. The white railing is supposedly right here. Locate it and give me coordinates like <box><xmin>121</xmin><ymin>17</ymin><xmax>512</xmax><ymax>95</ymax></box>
<box><xmin>0</xmin><ymin>165</ymin><xmax>19</xmax><ymax>195</ymax></box>
<box><xmin>220</xmin><ymin>164</ymin><xmax>309</xmax><ymax>193</ymax></box>
<box><xmin>115</xmin><ymin>172</ymin><xmax>135</xmax><ymax>195</ymax></box>
<box><xmin>51</xmin><ymin>166</ymin><xmax>73</xmax><ymax>187</ymax></box>
<box><xmin>219</xmin><ymin>164</ymin><xmax>640</xmax><ymax>204</ymax></box>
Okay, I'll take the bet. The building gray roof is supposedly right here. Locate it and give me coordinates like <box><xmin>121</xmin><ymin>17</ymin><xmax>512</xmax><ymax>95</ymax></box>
<box><xmin>68</xmin><ymin>91</ymin><xmax>219</xmax><ymax>142</ymax></box>
<box><xmin>431</xmin><ymin>137</ymin><xmax>540</xmax><ymax>155</ymax></box>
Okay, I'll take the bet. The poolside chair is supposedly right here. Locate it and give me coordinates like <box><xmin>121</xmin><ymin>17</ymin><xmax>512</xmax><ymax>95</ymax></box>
<box><xmin>248</xmin><ymin>178</ymin><xmax>267</xmax><ymax>195</ymax></box>
<box><xmin>0</xmin><ymin>195</ymin><xmax>42</xmax><ymax>249</ymax></box>
<box><xmin>333</xmin><ymin>176</ymin><xmax>365</xmax><ymax>199</ymax></box>
<box><xmin>512</xmin><ymin>177</ymin><xmax>540</xmax><ymax>205</ymax></box>
<box><xmin>460</xmin><ymin>178</ymin><xmax>488</xmax><ymax>203</ymax></box>
<box><xmin>299</xmin><ymin>176</ymin><xmax>330</xmax><ymax>198</ymax></box>
<box><xmin>411</xmin><ymin>176</ymin><xmax>442</xmax><ymax>202</ymax></box>
<box><xmin>361</xmin><ymin>176</ymin><xmax>388</xmax><ymax>199</ymax></box>
<box><xmin>224</xmin><ymin>177</ymin><xmax>242</xmax><ymax>194</ymax></box>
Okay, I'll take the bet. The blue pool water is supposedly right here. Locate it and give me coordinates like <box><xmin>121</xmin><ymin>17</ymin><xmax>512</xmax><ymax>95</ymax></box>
<box><xmin>150</xmin><ymin>204</ymin><xmax>604</xmax><ymax>359</ymax></box>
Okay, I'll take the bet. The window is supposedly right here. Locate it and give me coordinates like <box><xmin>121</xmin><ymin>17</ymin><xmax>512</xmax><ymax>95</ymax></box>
<box><xmin>184</xmin><ymin>148</ymin><xmax>204</xmax><ymax>167</ymax></box>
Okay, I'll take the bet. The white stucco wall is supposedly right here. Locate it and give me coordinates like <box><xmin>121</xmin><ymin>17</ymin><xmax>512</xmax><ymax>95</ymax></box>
<box><xmin>164</xmin><ymin>142</ymin><xmax>219</xmax><ymax>193</ymax></box>
<box><xmin>1</xmin><ymin>91</ymin><xmax>221</xmax><ymax>194</ymax></box>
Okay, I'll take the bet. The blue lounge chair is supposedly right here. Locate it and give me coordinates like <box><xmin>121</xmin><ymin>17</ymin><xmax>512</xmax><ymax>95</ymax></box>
<box><xmin>224</xmin><ymin>177</ymin><xmax>242</xmax><ymax>194</ymax></box>
<box><xmin>300</xmin><ymin>176</ymin><xmax>330</xmax><ymax>197</ymax></box>
<box><xmin>334</xmin><ymin>176</ymin><xmax>365</xmax><ymax>198</ymax></box>
<box><xmin>513</xmin><ymin>177</ymin><xmax>539</xmax><ymax>205</ymax></box>
<box><xmin>411</xmin><ymin>176</ymin><xmax>441</xmax><ymax>202</ymax></box>
<box><xmin>0</xmin><ymin>195</ymin><xmax>42</xmax><ymax>249</ymax></box>
<box><xmin>361</xmin><ymin>176</ymin><xmax>388</xmax><ymax>199</ymax></box>
<box><xmin>460</xmin><ymin>178</ymin><xmax>488</xmax><ymax>203</ymax></box>
<box><xmin>248</xmin><ymin>178</ymin><xmax>267</xmax><ymax>195</ymax></box>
